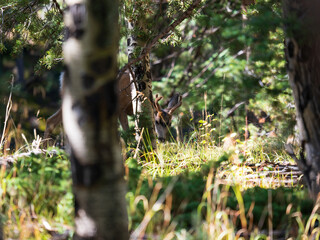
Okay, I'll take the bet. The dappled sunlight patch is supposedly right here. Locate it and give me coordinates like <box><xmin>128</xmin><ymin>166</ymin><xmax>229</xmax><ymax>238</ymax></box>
<box><xmin>216</xmin><ymin>162</ymin><xmax>303</xmax><ymax>190</ymax></box>
<box><xmin>122</xmin><ymin>135</ymin><xmax>312</xmax><ymax>238</ymax></box>
<box><xmin>139</xmin><ymin>142</ymin><xmax>226</xmax><ymax>177</ymax></box>
<box><xmin>126</xmin><ymin>159</ymin><xmax>313</xmax><ymax>239</ymax></box>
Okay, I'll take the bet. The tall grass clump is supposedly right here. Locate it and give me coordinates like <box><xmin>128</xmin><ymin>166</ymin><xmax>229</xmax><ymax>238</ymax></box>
<box><xmin>126</xmin><ymin>157</ymin><xmax>314</xmax><ymax>239</ymax></box>
<box><xmin>1</xmin><ymin>147</ymin><xmax>73</xmax><ymax>239</ymax></box>
<box><xmin>123</xmin><ymin>110</ymin><xmax>315</xmax><ymax>239</ymax></box>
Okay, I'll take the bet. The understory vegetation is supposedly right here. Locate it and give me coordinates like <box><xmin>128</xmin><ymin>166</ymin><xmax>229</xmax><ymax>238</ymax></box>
<box><xmin>0</xmin><ymin>0</ymin><xmax>317</xmax><ymax>239</ymax></box>
<box><xmin>0</xmin><ymin>120</ymin><xmax>316</xmax><ymax>239</ymax></box>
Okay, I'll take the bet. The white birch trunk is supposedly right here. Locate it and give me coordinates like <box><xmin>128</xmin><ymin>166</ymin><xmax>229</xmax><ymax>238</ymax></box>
<box><xmin>63</xmin><ymin>0</ymin><xmax>128</xmax><ymax>238</ymax></box>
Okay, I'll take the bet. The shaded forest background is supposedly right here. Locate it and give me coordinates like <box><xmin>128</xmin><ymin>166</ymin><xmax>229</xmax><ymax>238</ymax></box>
<box><xmin>1</xmin><ymin>0</ymin><xmax>311</xmax><ymax>239</ymax></box>
<box><xmin>0</xmin><ymin>0</ymin><xmax>296</xmax><ymax>149</ymax></box>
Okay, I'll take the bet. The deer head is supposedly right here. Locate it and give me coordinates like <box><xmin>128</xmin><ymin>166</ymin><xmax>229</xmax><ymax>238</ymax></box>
<box><xmin>153</xmin><ymin>93</ymin><xmax>182</xmax><ymax>142</ymax></box>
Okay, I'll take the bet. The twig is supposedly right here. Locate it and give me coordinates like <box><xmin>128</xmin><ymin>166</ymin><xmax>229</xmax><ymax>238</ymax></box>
<box><xmin>134</xmin><ymin>128</ymin><xmax>144</xmax><ymax>159</ymax></box>
<box><xmin>143</xmin><ymin>0</ymin><xmax>203</xmax><ymax>55</ymax></box>
<box><xmin>0</xmin><ymin>76</ymin><xmax>14</xmax><ymax>151</ymax></box>
<box><xmin>0</xmin><ymin>148</ymin><xmax>61</xmax><ymax>166</ymax></box>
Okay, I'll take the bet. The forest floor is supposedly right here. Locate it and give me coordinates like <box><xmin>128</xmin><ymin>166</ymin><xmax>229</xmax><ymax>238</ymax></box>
<box><xmin>0</xmin><ymin>134</ymin><xmax>316</xmax><ymax>240</ymax></box>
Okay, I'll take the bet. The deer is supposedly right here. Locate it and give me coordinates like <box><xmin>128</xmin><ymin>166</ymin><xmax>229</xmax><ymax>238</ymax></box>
<box><xmin>44</xmin><ymin>72</ymin><xmax>182</xmax><ymax>142</ymax></box>
<box><xmin>153</xmin><ymin>94</ymin><xmax>182</xmax><ymax>142</ymax></box>
<box><xmin>44</xmin><ymin>72</ymin><xmax>132</xmax><ymax>139</ymax></box>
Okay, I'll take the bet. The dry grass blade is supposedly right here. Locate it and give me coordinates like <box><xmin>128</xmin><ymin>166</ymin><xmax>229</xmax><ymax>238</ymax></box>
<box><xmin>0</xmin><ymin>75</ymin><xmax>14</xmax><ymax>152</ymax></box>
<box><xmin>130</xmin><ymin>177</ymin><xmax>178</xmax><ymax>240</ymax></box>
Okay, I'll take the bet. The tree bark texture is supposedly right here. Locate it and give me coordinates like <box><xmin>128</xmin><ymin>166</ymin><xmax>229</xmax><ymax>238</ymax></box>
<box><xmin>283</xmin><ymin>0</ymin><xmax>320</xmax><ymax>200</ymax></box>
<box><xmin>127</xmin><ymin>19</ymin><xmax>157</xmax><ymax>152</ymax></box>
<box><xmin>62</xmin><ymin>0</ymin><xmax>128</xmax><ymax>239</ymax></box>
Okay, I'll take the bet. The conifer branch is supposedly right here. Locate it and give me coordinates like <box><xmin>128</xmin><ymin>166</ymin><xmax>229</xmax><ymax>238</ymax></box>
<box><xmin>119</xmin><ymin>0</ymin><xmax>204</xmax><ymax>78</ymax></box>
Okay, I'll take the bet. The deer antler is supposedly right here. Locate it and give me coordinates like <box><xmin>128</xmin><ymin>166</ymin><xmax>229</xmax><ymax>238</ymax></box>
<box><xmin>154</xmin><ymin>94</ymin><xmax>163</xmax><ymax>112</ymax></box>
<box><xmin>168</xmin><ymin>95</ymin><xmax>182</xmax><ymax>115</ymax></box>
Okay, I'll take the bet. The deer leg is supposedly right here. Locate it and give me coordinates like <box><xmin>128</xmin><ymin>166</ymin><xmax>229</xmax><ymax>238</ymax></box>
<box><xmin>119</xmin><ymin>112</ymin><xmax>129</xmax><ymax>131</ymax></box>
<box><xmin>44</xmin><ymin>107</ymin><xmax>62</xmax><ymax>139</ymax></box>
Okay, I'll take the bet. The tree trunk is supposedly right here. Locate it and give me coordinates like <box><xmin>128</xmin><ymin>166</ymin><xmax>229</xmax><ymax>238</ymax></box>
<box><xmin>283</xmin><ymin>0</ymin><xmax>320</xmax><ymax>200</ymax></box>
<box><xmin>127</xmin><ymin>20</ymin><xmax>157</xmax><ymax>153</ymax></box>
<box><xmin>62</xmin><ymin>0</ymin><xmax>128</xmax><ymax>239</ymax></box>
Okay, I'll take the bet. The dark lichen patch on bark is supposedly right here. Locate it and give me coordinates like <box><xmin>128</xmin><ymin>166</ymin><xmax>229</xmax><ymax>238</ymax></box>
<box><xmin>90</xmin><ymin>56</ymin><xmax>113</xmax><ymax>75</ymax></box>
<box><xmin>70</xmin><ymin>152</ymin><xmax>103</xmax><ymax>187</ymax></box>
<box><xmin>134</xmin><ymin>64</ymin><xmax>145</xmax><ymax>82</ymax></box>
<box><xmin>75</xmin><ymin>29</ymin><xmax>85</xmax><ymax>39</ymax></box>
<box><xmin>301</xmin><ymin>85</ymin><xmax>311</xmax><ymax>110</ymax></box>
<box><xmin>138</xmin><ymin>81</ymin><xmax>146</xmax><ymax>91</ymax></box>
<box><xmin>71</xmin><ymin>4</ymin><xmax>86</xmax><ymax>27</ymax></box>
<box><xmin>64</xmin><ymin>27</ymin><xmax>70</xmax><ymax>41</ymax></box>
<box><xmin>82</xmin><ymin>73</ymin><xmax>95</xmax><ymax>89</ymax></box>
<box><xmin>288</xmin><ymin>40</ymin><xmax>295</xmax><ymax>58</ymax></box>
<box><xmin>94</xmin><ymin>143</ymin><xmax>116</xmax><ymax>166</ymax></box>
<box><xmin>69</xmin><ymin>3</ymin><xmax>86</xmax><ymax>39</ymax></box>
<box><xmin>299</xmin><ymin>44</ymin><xmax>312</xmax><ymax>63</ymax></box>
<box><xmin>74</xmin><ymin>193</ymin><xmax>80</xmax><ymax>213</ymax></box>
<box><xmin>146</xmin><ymin>71</ymin><xmax>152</xmax><ymax>81</ymax></box>
<box><xmin>63</xmin><ymin>65</ymin><xmax>70</xmax><ymax>86</ymax></box>
<box><xmin>83</xmin><ymin>94</ymin><xmax>100</xmax><ymax>123</ymax></box>
<box><xmin>101</xmin><ymin>80</ymin><xmax>118</xmax><ymax>117</ymax></box>
<box><xmin>83</xmin><ymin>80</ymin><xmax>117</xmax><ymax>119</ymax></box>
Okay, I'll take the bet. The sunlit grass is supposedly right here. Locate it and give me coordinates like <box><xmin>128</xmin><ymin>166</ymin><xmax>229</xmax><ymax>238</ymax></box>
<box><xmin>140</xmin><ymin>141</ymin><xmax>225</xmax><ymax>177</ymax></box>
<box><xmin>122</xmin><ymin>131</ymin><xmax>314</xmax><ymax>239</ymax></box>
<box><xmin>132</xmin><ymin>131</ymin><xmax>297</xmax><ymax>189</ymax></box>
<box><xmin>0</xmin><ymin>124</ymin><xmax>315</xmax><ymax>239</ymax></box>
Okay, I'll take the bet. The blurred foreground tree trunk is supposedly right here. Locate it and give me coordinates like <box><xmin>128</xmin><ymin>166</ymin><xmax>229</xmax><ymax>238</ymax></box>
<box><xmin>283</xmin><ymin>0</ymin><xmax>320</xmax><ymax>200</ymax></box>
<box><xmin>62</xmin><ymin>0</ymin><xmax>128</xmax><ymax>239</ymax></box>
<box><xmin>0</xmin><ymin>217</ymin><xmax>2</xmax><ymax>240</ymax></box>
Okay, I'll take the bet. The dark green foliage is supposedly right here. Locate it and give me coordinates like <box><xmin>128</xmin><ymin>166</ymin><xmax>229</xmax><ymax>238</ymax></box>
<box><xmin>0</xmin><ymin>0</ymin><xmax>297</xmax><ymax>145</ymax></box>
<box><xmin>2</xmin><ymin>149</ymin><xmax>72</xmax><ymax>217</ymax></box>
<box><xmin>127</xmin><ymin>158</ymin><xmax>312</xmax><ymax>233</ymax></box>
<box><xmin>0</xmin><ymin>0</ymin><xmax>64</xmax><ymax>71</ymax></box>
<box><xmin>151</xmin><ymin>0</ymin><xmax>294</xmax><ymax>141</ymax></box>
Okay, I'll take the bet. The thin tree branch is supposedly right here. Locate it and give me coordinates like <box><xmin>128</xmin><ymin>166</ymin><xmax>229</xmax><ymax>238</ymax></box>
<box><xmin>143</xmin><ymin>0</ymin><xmax>203</xmax><ymax>54</ymax></box>
<box><xmin>119</xmin><ymin>0</ymin><xmax>205</xmax><ymax>78</ymax></box>
<box><xmin>52</xmin><ymin>0</ymin><xmax>64</xmax><ymax>16</ymax></box>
